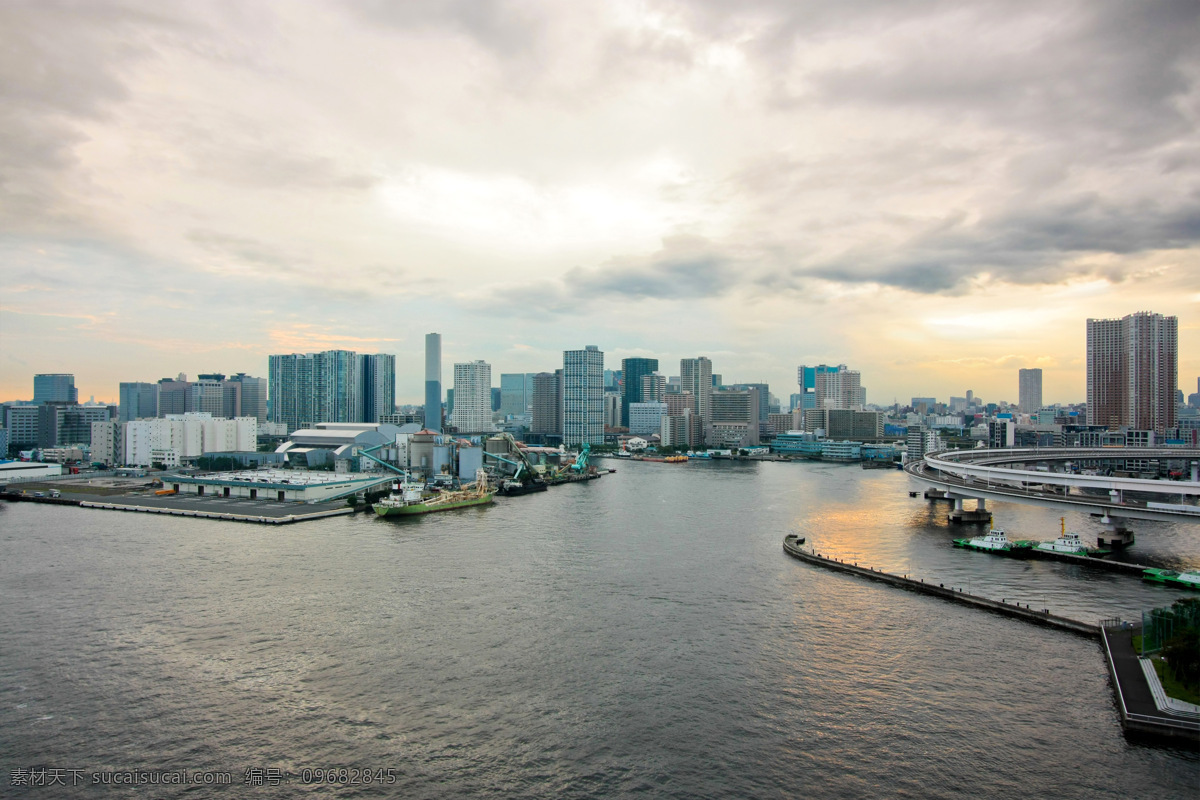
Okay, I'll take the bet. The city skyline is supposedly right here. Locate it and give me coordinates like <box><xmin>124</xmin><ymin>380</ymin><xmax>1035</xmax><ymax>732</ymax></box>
<box><xmin>1</xmin><ymin>2</ymin><xmax>1198</xmax><ymax>405</ymax></box>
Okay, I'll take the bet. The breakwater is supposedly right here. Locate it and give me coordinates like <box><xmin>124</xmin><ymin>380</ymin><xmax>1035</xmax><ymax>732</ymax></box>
<box><xmin>782</xmin><ymin>534</ymin><xmax>1099</xmax><ymax>638</ymax></box>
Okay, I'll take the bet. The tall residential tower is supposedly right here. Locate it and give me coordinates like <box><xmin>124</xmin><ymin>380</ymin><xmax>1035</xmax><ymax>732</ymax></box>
<box><xmin>1086</xmin><ymin>311</ymin><xmax>1177</xmax><ymax>434</ymax></box>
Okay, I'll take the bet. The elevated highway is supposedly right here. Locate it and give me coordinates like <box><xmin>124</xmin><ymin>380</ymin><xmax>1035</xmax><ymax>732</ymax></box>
<box><xmin>906</xmin><ymin>448</ymin><xmax>1200</xmax><ymax>543</ymax></box>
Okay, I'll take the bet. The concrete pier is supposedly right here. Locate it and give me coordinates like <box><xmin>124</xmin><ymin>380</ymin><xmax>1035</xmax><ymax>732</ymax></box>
<box><xmin>782</xmin><ymin>534</ymin><xmax>1098</xmax><ymax>637</ymax></box>
<box><xmin>1100</xmin><ymin>623</ymin><xmax>1200</xmax><ymax>744</ymax></box>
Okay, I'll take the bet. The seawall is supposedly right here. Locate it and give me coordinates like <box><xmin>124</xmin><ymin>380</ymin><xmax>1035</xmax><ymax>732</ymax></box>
<box><xmin>781</xmin><ymin>534</ymin><xmax>1099</xmax><ymax>638</ymax></box>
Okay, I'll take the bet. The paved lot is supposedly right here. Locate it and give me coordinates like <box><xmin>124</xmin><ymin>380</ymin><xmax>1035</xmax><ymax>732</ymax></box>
<box><xmin>64</xmin><ymin>492</ymin><xmax>352</xmax><ymax>519</ymax></box>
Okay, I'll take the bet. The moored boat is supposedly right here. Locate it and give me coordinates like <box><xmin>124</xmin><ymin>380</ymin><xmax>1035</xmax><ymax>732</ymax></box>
<box><xmin>373</xmin><ymin>470</ymin><xmax>495</xmax><ymax>517</ymax></box>
<box><xmin>1034</xmin><ymin>518</ymin><xmax>1111</xmax><ymax>557</ymax></box>
<box><xmin>953</xmin><ymin>529</ymin><xmax>1034</xmax><ymax>555</ymax></box>
<box><xmin>1141</xmin><ymin>568</ymin><xmax>1200</xmax><ymax>590</ymax></box>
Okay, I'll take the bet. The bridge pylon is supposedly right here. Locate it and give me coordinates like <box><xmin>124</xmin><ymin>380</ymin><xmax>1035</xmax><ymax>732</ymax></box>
<box><xmin>1097</xmin><ymin>513</ymin><xmax>1135</xmax><ymax>549</ymax></box>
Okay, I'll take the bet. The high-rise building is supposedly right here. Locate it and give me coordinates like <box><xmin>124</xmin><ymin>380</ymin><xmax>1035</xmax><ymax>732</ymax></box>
<box><xmin>530</xmin><ymin>371</ymin><xmax>563</xmax><ymax>439</ymax></box>
<box><xmin>621</xmin><ymin>357</ymin><xmax>659</xmax><ymax>427</ymax></box>
<box><xmin>118</xmin><ymin>382</ymin><xmax>159</xmax><ymax>422</ymax></box>
<box><xmin>359</xmin><ymin>354</ymin><xmax>396</xmax><ymax>423</ymax></box>
<box><xmin>679</xmin><ymin>357</ymin><xmax>712</xmax><ymax>443</ymax></box>
<box><xmin>641</xmin><ymin>372</ymin><xmax>666</xmax><ymax>403</ymax></box>
<box><xmin>1018</xmin><ymin>368</ymin><xmax>1043</xmax><ymax>413</ymax></box>
<box><xmin>1087</xmin><ymin>311</ymin><xmax>1178</xmax><ymax>434</ymax></box>
<box><xmin>564</xmin><ymin>346</ymin><xmax>604</xmax><ymax>446</ymax></box>
<box><xmin>449</xmin><ymin>360</ymin><xmax>493</xmax><ymax>433</ymax></box>
<box><xmin>500</xmin><ymin>373</ymin><xmax>536</xmax><ymax>417</ymax></box>
<box><xmin>424</xmin><ymin>333</ymin><xmax>442</xmax><ymax>433</ymax></box>
<box><xmin>731</xmin><ymin>383</ymin><xmax>771</xmax><ymax>434</ymax></box>
<box><xmin>228</xmin><ymin>373</ymin><xmax>268</xmax><ymax>422</ymax></box>
<box><xmin>33</xmin><ymin>374</ymin><xmax>77</xmax><ymax>404</ymax></box>
<box><xmin>268</xmin><ymin>350</ymin><xmax>359</xmax><ymax>433</ymax></box>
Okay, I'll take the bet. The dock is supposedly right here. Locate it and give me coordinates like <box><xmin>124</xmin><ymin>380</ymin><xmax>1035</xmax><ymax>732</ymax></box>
<box><xmin>1100</xmin><ymin>623</ymin><xmax>1200</xmax><ymax>744</ymax></box>
<box><xmin>781</xmin><ymin>534</ymin><xmax>1098</xmax><ymax>637</ymax></box>
<box><xmin>4</xmin><ymin>490</ymin><xmax>353</xmax><ymax>525</ymax></box>
<box><xmin>78</xmin><ymin>500</ymin><xmax>354</xmax><ymax>524</ymax></box>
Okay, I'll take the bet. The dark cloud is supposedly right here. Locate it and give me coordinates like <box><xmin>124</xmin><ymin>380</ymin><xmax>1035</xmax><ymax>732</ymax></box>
<box><xmin>566</xmin><ymin>236</ymin><xmax>741</xmax><ymax>300</ymax></box>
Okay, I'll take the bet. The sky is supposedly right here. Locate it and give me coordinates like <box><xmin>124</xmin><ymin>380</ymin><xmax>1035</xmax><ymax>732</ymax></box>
<box><xmin>2</xmin><ymin>0</ymin><xmax>1198</xmax><ymax>408</ymax></box>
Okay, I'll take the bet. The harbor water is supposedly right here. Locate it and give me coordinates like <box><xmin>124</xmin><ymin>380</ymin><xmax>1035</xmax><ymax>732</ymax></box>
<box><xmin>3</xmin><ymin>460</ymin><xmax>1198</xmax><ymax>798</ymax></box>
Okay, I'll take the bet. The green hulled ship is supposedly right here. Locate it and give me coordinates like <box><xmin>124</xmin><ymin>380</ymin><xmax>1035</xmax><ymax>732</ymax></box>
<box><xmin>1141</xmin><ymin>568</ymin><xmax>1200</xmax><ymax>590</ymax></box>
<box><xmin>373</xmin><ymin>470</ymin><xmax>495</xmax><ymax>517</ymax></box>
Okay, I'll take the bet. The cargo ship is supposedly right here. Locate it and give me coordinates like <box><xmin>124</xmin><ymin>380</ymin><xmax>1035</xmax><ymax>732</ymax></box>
<box><xmin>373</xmin><ymin>470</ymin><xmax>494</xmax><ymax>517</ymax></box>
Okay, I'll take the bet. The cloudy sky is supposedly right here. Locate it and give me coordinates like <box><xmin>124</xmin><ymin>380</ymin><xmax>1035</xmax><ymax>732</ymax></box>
<box><xmin>2</xmin><ymin>0</ymin><xmax>1198</xmax><ymax>407</ymax></box>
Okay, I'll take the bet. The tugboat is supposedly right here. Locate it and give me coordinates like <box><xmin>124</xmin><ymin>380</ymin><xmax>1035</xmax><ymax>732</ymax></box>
<box><xmin>1141</xmin><ymin>568</ymin><xmax>1200</xmax><ymax>590</ymax></box>
<box><xmin>952</xmin><ymin>529</ymin><xmax>1034</xmax><ymax>556</ymax></box>
<box><xmin>1034</xmin><ymin>518</ymin><xmax>1111</xmax><ymax>557</ymax></box>
<box><xmin>373</xmin><ymin>470</ymin><xmax>495</xmax><ymax>517</ymax></box>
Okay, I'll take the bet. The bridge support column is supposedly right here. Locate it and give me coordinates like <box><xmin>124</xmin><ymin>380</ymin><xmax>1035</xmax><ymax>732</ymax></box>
<box><xmin>924</xmin><ymin>488</ymin><xmax>952</xmax><ymax>502</ymax></box>
<box><xmin>948</xmin><ymin>496</ymin><xmax>993</xmax><ymax>524</ymax></box>
<box><xmin>1097</xmin><ymin>514</ymin><xmax>1135</xmax><ymax>549</ymax></box>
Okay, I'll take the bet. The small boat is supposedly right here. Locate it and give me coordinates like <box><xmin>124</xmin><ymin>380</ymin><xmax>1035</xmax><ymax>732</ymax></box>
<box><xmin>1034</xmin><ymin>518</ymin><xmax>1111</xmax><ymax>557</ymax></box>
<box><xmin>1141</xmin><ymin>568</ymin><xmax>1200</xmax><ymax>590</ymax></box>
<box><xmin>953</xmin><ymin>529</ymin><xmax>1033</xmax><ymax>555</ymax></box>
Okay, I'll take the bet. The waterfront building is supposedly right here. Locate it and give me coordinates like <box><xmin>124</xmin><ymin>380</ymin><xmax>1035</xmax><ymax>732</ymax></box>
<box><xmin>268</xmin><ymin>350</ymin><xmax>360</xmax><ymax>434</ymax></box>
<box><xmin>1018</xmin><ymin>368</ymin><xmax>1043</xmax><ymax>413</ymax></box>
<box><xmin>530</xmin><ymin>371</ymin><xmax>563</xmax><ymax>440</ymax></box>
<box><xmin>449</xmin><ymin>360</ymin><xmax>493</xmax><ymax>433</ymax></box>
<box><xmin>33</xmin><ymin>374</ymin><xmax>77</xmax><ymax>404</ymax></box>
<box><xmin>679</xmin><ymin>357</ymin><xmax>713</xmax><ymax>443</ymax></box>
<box><xmin>425</xmin><ymin>333</ymin><xmax>443</xmax><ymax>433</ymax></box>
<box><xmin>1087</xmin><ymin>311</ymin><xmax>1178</xmax><ymax>434</ymax></box>
<box><xmin>563</xmin><ymin>346</ymin><xmax>604</xmax><ymax>446</ymax></box>
<box><xmin>118</xmin><ymin>382</ymin><xmax>159</xmax><ymax>422</ymax></box>
<box><xmin>711</xmin><ymin>388</ymin><xmax>761</xmax><ymax>447</ymax></box>
<box><xmin>621</xmin><ymin>357</ymin><xmax>659</xmax><ymax>427</ymax></box>
<box><xmin>826</xmin><ymin>410</ymin><xmax>883</xmax><ymax>441</ymax></box>
<box><xmin>628</xmin><ymin>401</ymin><xmax>667</xmax><ymax>436</ymax></box>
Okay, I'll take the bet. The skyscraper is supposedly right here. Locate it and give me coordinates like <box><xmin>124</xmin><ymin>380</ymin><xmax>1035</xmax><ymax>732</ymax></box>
<box><xmin>33</xmin><ymin>374</ymin><xmax>77</xmax><ymax>404</ymax></box>
<box><xmin>530</xmin><ymin>370</ymin><xmax>563</xmax><ymax>439</ymax></box>
<box><xmin>449</xmin><ymin>360</ymin><xmax>493</xmax><ymax>433</ymax></box>
<box><xmin>679</xmin><ymin>357</ymin><xmax>712</xmax><ymax>442</ymax></box>
<box><xmin>268</xmin><ymin>350</ymin><xmax>359</xmax><ymax>433</ymax></box>
<box><xmin>621</xmin><ymin>357</ymin><xmax>659</xmax><ymax>427</ymax></box>
<box><xmin>425</xmin><ymin>333</ymin><xmax>442</xmax><ymax>433</ymax></box>
<box><xmin>359</xmin><ymin>354</ymin><xmax>396</xmax><ymax>423</ymax></box>
<box><xmin>1086</xmin><ymin>311</ymin><xmax>1178</xmax><ymax>434</ymax></box>
<box><xmin>1018</xmin><ymin>368</ymin><xmax>1043</xmax><ymax>413</ymax></box>
<box><xmin>564</xmin><ymin>346</ymin><xmax>604</xmax><ymax>446</ymax></box>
